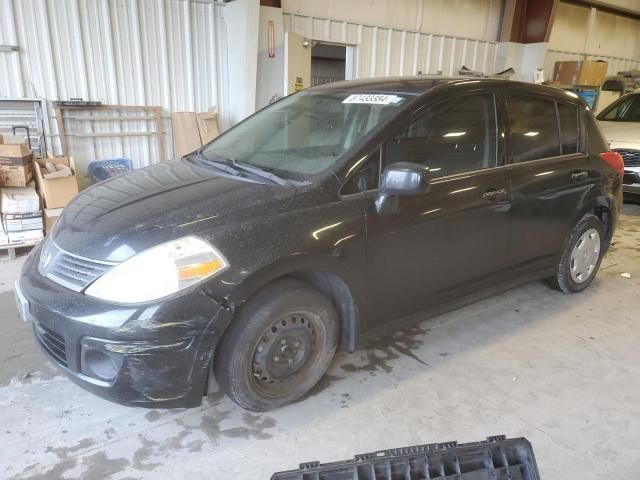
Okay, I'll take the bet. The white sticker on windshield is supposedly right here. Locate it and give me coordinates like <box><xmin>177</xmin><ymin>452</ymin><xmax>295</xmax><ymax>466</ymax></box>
<box><xmin>342</xmin><ymin>94</ymin><xmax>403</xmax><ymax>105</ymax></box>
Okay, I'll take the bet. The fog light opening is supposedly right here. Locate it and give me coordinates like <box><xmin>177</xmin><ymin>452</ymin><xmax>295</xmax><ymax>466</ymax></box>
<box><xmin>84</xmin><ymin>348</ymin><xmax>118</xmax><ymax>381</ymax></box>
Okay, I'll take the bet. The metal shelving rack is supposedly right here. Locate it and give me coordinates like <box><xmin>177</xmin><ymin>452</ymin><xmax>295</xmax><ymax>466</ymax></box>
<box><xmin>0</xmin><ymin>98</ymin><xmax>50</xmax><ymax>157</ymax></box>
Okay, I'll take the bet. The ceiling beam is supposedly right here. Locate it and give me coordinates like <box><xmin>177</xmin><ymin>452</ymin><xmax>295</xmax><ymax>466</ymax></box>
<box><xmin>562</xmin><ymin>0</ymin><xmax>640</xmax><ymax>20</ymax></box>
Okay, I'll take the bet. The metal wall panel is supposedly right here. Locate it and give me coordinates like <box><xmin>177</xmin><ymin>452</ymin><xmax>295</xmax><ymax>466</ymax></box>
<box><xmin>0</xmin><ymin>0</ymin><xmax>220</xmax><ymax>174</ymax></box>
<box><xmin>282</xmin><ymin>13</ymin><xmax>499</xmax><ymax>79</ymax></box>
<box><xmin>544</xmin><ymin>49</ymin><xmax>640</xmax><ymax>80</ymax></box>
<box><xmin>544</xmin><ymin>2</ymin><xmax>640</xmax><ymax>80</ymax></box>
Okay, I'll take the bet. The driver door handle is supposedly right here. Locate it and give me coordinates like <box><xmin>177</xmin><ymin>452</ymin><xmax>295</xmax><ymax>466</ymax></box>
<box><xmin>482</xmin><ymin>188</ymin><xmax>508</xmax><ymax>202</ymax></box>
<box><xmin>571</xmin><ymin>171</ymin><xmax>589</xmax><ymax>182</ymax></box>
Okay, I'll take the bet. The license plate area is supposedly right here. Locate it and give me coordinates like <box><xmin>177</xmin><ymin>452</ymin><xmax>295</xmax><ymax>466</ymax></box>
<box><xmin>14</xmin><ymin>281</ymin><xmax>31</xmax><ymax>322</ymax></box>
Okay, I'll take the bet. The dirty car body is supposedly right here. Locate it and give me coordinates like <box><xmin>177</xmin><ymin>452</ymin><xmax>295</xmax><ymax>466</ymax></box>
<box><xmin>17</xmin><ymin>78</ymin><xmax>622</xmax><ymax>408</ymax></box>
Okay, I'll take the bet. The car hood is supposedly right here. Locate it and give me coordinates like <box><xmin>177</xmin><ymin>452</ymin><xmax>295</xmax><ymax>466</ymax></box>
<box><xmin>52</xmin><ymin>159</ymin><xmax>310</xmax><ymax>262</ymax></box>
<box><xmin>597</xmin><ymin>121</ymin><xmax>640</xmax><ymax>149</ymax></box>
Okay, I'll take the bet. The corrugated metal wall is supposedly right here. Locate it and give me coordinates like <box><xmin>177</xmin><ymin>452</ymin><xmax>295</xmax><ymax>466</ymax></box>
<box><xmin>0</xmin><ymin>0</ymin><xmax>220</xmax><ymax>176</ymax></box>
<box><xmin>283</xmin><ymin>13</ymin><xmax>499</xmax><ymax>78</ymax></box>
<box><xmin>543</xmin><ymin>2</ymin><xmax>640</xmax><ymax>80</ymax></box>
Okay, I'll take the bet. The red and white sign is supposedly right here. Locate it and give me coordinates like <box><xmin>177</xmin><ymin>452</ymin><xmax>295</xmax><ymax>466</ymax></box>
<box><xmin>267</xmin><ymin>21</ymin><xmax>275</xmax><ymax>58</ymax></box>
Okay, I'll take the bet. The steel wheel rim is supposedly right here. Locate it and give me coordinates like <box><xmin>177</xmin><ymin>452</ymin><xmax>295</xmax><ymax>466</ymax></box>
<box><xmin>570</xmin><ymin>228</ymin><xmax>601</xmax><ymax>284</ymax></box>
<box><xmin>250</xmin><ymin>310</ymin><xmax>326</xmax><ymax>398</ymax></box>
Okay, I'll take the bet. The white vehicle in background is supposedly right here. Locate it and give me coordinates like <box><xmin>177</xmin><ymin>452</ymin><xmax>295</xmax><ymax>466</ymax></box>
<box><xmin>597</xmin><ymin>90</ymin><xmax>640</xmax><ymax>202</ymax></box>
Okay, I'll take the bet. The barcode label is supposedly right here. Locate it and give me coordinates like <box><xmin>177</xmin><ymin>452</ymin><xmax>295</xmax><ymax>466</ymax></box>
<box><xmin>342</xmin><ymin>94</ymin><xmax>403</xmax><ymax>105</ymax></box>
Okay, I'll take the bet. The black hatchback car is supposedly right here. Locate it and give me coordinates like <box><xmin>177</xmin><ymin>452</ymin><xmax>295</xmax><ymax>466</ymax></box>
<box><xmin>16</xmin><ymin>78</ymin><xmax>623</xmax><ymax>411</ymax></box>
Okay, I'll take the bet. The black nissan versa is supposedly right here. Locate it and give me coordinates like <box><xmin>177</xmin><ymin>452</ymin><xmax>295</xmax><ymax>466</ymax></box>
<box><xmin>16</xmin><ymin>78</ymin><xmax>623</xmax><ymax>411</ymax></box>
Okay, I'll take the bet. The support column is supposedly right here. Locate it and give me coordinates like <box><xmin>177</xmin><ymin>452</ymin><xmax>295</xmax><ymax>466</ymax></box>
<box><xmin>497</xmin><ymin>0</ymin><xmax>559</xmax><ymax>82</ymax></box>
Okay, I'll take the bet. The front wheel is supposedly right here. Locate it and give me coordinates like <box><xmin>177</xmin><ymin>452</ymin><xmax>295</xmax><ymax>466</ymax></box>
<box><xmin>550</xmin><ymin>213</ymin><xmax>606</xmax><ymax>293</ymax></box>
<box><xmin>214</xmin><ymin>278</ymin><xmax>339</xmax><ymax>411</ymax></box>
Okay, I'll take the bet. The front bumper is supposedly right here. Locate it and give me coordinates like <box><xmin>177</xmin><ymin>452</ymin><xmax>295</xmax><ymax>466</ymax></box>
<box><xmin>622</xmin><ymin>182</ymin><xmax>640</xmax><ymax>196</ymax></box>
<box><xmin>17</xmin><ymin>245</ymin><xmax>233</xmax><ymax>408</ymax></box>
<box><xmin>623</xmin><ymin>170</ymin><xmax>640</xmax><ymax>200</ymax></box>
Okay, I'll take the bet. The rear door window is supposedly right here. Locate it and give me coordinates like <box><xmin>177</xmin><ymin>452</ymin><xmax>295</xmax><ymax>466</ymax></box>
<box><xmin>383</xmin><ymin>94</ymin><xmax>497</xmax><ymax>178</ymax></box>
<box><xmin>508</xmin><ymin>96</ymin><xmax>561</xmax><ymax>162</ymax></box>
<box><xmin>557</xmin><ymin>102</ymin><xmax>580</xmax><ymax>154</ymax></box>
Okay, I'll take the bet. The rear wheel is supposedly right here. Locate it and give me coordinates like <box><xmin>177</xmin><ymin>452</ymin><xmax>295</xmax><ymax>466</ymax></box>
<box><xmin>214</xmin><ymin>278</ymin><xmax>339</xmax><ymax>411</ymax></box>
<box><xmin>550</xmin><ymin>214</ymin><xmax>606</xmax><ymax>293</ymax></box>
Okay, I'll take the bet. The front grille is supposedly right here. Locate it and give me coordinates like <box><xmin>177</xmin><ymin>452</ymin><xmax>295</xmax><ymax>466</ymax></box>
<box><xmin>34</xmin><ymin>323</ymin><xmax>68</xmax><ymax>367</ymax></box>
<box><xmin>39</xmin><ymin>240</ymin><xmax>115</xmax><ymax>292</ymax></box>
<box><xmin>614</xmin><ymin>148</ymin><xmax>640</xmax><ymax>167</ymax></box>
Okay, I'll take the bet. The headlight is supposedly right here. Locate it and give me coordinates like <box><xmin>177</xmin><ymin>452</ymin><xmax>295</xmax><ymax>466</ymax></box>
<box><xmin>85</xmin><ymin>236</ymin><xmax>228</xmax><ymax>303</ymax></box>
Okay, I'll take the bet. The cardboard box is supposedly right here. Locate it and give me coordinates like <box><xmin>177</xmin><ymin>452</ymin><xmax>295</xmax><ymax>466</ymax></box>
<box><xmin>172</xmin><ymin>112</ymin><xmax>202</xmax><ymax>157</ymax></box>
<box><xmin>0</xmin><ymin>144</ymin><xmax>32</xmax><ymax>166</ymax></box>
<box><xmin>44</xmin><ymin>208</ymin><xmax>63</xmax><ymax>234</ymax></box>
<box><xmin>1</xmin><ymin>184</ymin><xmax>40</xmax><ymax>214</ymax></box>
<box><xmin>0</xmin><ymin>162</ymin><xmax>33</xmax><ymax>187</ymax></box>
<box><xmin>0</xmin><ymin>143</ymin><xmax>33</xmax><ymax>187</ymax></box>
<box><xmin>553</xmin><ymin>60</ymin><xmax>608</xmax><ymax>86</ymax></box>
<box><xmin>34</xmin><ymin>156</ymin><xmax>79</xmax><ymax>208</ymax></box>
<box><xmin>3</xmin><ymin>212</ymin><xmax>43</xmax><ymax>232</ymax></box>
<box><xmin>8</xmin><ymin>228</ymin><xmax>43</xmax><ymax>245</ymax></box>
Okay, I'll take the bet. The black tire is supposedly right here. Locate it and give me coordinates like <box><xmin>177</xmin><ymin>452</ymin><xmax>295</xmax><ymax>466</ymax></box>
<box><xmin>214</xmin><ymin>278</ymin><xmax>339</xmax><ymax>411</ymax></box>
<box><xmin>550</xmin><ymin>213</ymin><xmax>606</xmax><ymax>293</ymax></box>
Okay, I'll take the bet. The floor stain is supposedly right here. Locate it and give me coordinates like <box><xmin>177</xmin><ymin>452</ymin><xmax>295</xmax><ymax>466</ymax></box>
<box><xmin>131</xmin><ymin>438</ymin><xmax>163</xmax><ymax>472</ymax></box>
<box><xmin>144</xmin><ymin>410</ymin><xmax>161</xmax><ymax>422</ymax></box>
<box><xmin>340</xmin><ymin>325</ymin><xmax>431</xmax><ymax>375</ymax></box>
<box><xmin>80</xmin><ymin>451</ymin><xmax>130</xmax><ymax>480</ymax></box>
<box><xmin>303</xmin><ymin>372</ymin><xmax>345</xmax><ymax>398</ymax></box>
<box><xmin>222</xmin><ymin>413</ymin><xmax>276</xmax><ymax>440</ymax></box>
<box><xmin>18</xmin><ymin>438</ymin><xmax>95</xmax><ymax>480</ymax></box>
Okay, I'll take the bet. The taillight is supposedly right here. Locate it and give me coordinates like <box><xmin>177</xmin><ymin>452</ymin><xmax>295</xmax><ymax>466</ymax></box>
<box><xmin>600</xmin><ymin>151</ymin><xmax>624</xmax><ymax>176</ymax></box>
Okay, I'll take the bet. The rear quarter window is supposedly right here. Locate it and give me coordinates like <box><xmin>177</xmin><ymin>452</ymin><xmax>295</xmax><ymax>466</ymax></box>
<box><xmin>557</xmin><ymin>102</ymin><xmax>580</xmax><ymax>154</ymax></box>
<box><xmin>507</xmin><ymin>95</ymin><xmax>561</xmax><ymax>162</ymax></box>
<box><xmin>583</xmin><ymin>107</ymin><xmax>609</xmax><ymax>154</ymax></box>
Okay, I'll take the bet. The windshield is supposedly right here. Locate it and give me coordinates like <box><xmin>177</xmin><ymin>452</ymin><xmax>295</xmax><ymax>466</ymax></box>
<box><xmin>201</xmin><ymin>91</ymin><xmax>408</xmax><ymax>177</ymax></box>
<box><xmin>597</xmin><ymin>94</ymin><xmax>640</xmax><ymax>122</ymax></box>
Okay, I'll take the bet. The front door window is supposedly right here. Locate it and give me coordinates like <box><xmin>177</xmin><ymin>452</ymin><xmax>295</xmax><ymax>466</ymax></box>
<box><xmin>383</xmin><ymin>94</ymin><xmax>497</xmax><ymax>177</ymax></box>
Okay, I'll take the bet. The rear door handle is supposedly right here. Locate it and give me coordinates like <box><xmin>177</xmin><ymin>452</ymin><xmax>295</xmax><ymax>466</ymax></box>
<box><xmin>571</xmin><ymin>171</ymin><xmax>589</xmax><ymax>182</ymax></box>
<box><xmin>482</xmin><ymin>188</ymin><xmax>508</xmax><ymax>202</ymax></box>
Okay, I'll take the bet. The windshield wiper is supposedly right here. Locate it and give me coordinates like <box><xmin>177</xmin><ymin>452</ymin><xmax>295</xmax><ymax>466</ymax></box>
<box><xmin>193</xmin><ymin>151</ymin><xmax>289</xmax><ymax>186</ymax></box>
<box><xmin>227</xmin><ymin>160</ymin><xmax>289</xmax><ymax>186</ymax></box>
<box><xmin>191</xmin><ymin>151</ymin><xmax>242</xmax><ymax>176</ymax></box>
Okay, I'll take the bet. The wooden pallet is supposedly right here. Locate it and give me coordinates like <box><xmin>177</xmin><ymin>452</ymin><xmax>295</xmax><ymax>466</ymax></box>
<box><xmin>0</xmin><ymin>242</ymin><xmax>40</xmax><ymax>260</ymax></box>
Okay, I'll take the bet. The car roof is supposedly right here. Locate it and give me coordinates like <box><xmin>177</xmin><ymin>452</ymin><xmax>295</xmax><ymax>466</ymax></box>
<box><xmin>311</xmin><ymin>76</ymin><xmax>584</xmax><ymax>103</ymax></box>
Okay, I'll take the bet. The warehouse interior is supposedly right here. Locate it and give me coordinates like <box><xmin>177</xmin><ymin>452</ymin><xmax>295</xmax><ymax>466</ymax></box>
<box><xmin>1</xmin><ymin>0</ymin><xmax>640</xmax><ymax>479</ymax></box>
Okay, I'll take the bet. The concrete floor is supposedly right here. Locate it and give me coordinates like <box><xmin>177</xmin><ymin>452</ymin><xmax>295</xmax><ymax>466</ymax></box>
<box><xmin>1</xmin><ymin>205</ymin><xmax>640</xmax><ymax>480</ymax></box>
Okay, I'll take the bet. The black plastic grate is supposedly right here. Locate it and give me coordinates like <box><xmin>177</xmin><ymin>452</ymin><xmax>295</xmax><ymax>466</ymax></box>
<box><xmin>39</xmin><ymin>240</ymin><xmax>115</xmax><ymax>292</ymax></box>
<box><xmin>34</xmin><ymin>323</ymin><xmax>68</xmax><ymax>367</ymax></box>
<box><xmin>272</xmin><ymin>436</ymin><xmax>540</xmax><ymax>480</ymax></box>
<box><xmin>614</xmin><ymin>148</ymin><xmax>640</xmax><ymax>167</ymax></box>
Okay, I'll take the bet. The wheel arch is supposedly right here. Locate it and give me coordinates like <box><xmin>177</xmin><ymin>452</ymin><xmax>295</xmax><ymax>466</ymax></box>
<box><xmin>577</xmin><ymin>193</ymin><xmax>617</xmax><ymax>247</ymax></box>
<box><xmin>224</xmin><ymin>258</ymin><xmax>363</xmax><ymax>353</ymax></box>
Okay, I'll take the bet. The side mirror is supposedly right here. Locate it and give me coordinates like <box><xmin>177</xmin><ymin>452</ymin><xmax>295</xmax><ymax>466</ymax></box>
<box><xmin>379</xmin><ymin>162</ymin><xmax>431</xmax><ymax>197</ymax></box>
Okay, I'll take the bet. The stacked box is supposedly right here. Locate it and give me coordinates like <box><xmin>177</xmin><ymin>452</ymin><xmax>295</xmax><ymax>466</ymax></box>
<box><xmin>1</xmin><ymin>184</ymin><xmax>44</xmax><ymax>246</ymax></box>
<box><xmin>4</xmin><ymin>212</ymin><xmax>44</xmax><ymax>232</ymax></box>
<box><xmin>0</xmin><ymin>144</ymin><xmax>34</xmax><ymax>187</ymax></box>
<box><xmin>33</xmin><ymin>156</ymin><xmax>79</xmax><ymax>234</ymax></box>
<box><xmin>0</xmin><ymin>215</ymin><xmax>7</xmax><ymax>246</ymax></box>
